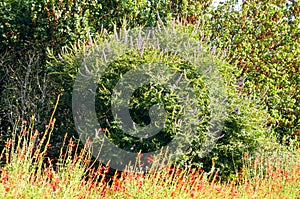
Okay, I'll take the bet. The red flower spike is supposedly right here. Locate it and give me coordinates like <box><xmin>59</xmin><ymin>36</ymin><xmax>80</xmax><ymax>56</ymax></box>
<box><xmin>146</xmin><ymin>155</ymin><xmax>154</xmax><ymax>163</ymax></box>
<box><xmin>50</xmin><ymin>119</ymin><xmax>55</xmax><ymax>126</ymax></box>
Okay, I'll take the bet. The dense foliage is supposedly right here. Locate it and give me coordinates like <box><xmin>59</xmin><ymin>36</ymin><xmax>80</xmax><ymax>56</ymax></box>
<box><xmin>204</xmin><ymin>0</ymin><xmax>300</xmax><ymax>141</ymax></box>
<box><xmin>0</xmin><ymin>0</ymin><xmax>210</xmax><ymax>51</ymax></box>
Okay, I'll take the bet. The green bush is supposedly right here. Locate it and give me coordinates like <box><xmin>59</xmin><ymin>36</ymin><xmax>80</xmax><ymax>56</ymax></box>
<box><xmin>47</xmin><ymin>24</ymin><xmax>270</xmax><ymax>179</ymax></box>
<box><xmin>202</xmin><ymin>0</ymin><xmax>300</xmax><ymax>142</ymax></box>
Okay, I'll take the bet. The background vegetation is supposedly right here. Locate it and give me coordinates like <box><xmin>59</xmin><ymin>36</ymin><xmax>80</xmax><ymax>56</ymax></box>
<box><xmin>205</xmin><ymin>0</ymin><xmax>300</xmax><ymax>142</ymax></box>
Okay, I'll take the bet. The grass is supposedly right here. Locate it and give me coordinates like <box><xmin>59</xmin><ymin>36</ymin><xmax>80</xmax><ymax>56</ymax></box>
<box><xmin>0</xmin><ymin>116</ymin><xmax>299</xmax><ymax>199</ymax></box>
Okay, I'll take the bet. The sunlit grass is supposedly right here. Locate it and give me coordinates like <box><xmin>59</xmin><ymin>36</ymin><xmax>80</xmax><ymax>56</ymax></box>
<box><xmin>0</xmin><ymin>116</ymin><xmax>299</xmax><ymax>199</ymax></box>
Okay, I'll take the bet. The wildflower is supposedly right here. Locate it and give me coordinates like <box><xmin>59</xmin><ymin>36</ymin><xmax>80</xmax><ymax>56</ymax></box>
<box><xmin>97</xmin><ymin>166</ymin><xmax>105</xmax><ymax>175</ymax></box>
<box><xmin>245</xmin><ymin>183</ymin><xmax>249</xmax><ymax>190</ymax></box>
<box><xmin>113</xmin><ymin>177</ymin><xmax>121</xmax><ymax>191</ymax></box>
<box><xmin>19</xmin><ymin>154</ymin><xmax>25</xmax><ymax>160</ymax></box>
<box><xmin>73</xmin><ymin>156</ymin><xmax>79</xmax><ymax>162</ymax></box>
<box><xmin>1</xmin><ymin>172</ymin><xmax>9</xmax><ymax>182</ymax></box>
<box><xmin>68</xmin><ymin>140</ymin><xmax>75</xmax><ymax>148</ymax></box>
<box><xmin>138</xmin><ymin>181</ymin><xmax>143</xmax><ymax>189</ymax></box>
<box><xmin>47</xmin><ymin>171</ymin><xmax>53</xmax><ymax>180</ymax></box>
<box><xmin>51</xmin><ymin>183</ymin><xmax>57</xmax><ymax>191</ymax></box>
<box><xmin>86</xmin><ymin>138</ymin><xmax>92</xmax><ymax>147</ymax></box>
<box><xmin>146</xmin><ymin>155</ymin><xmax>154</xmax><ymax>163</ymax></box>
<box><xmin>47</xmin><ymin>159</ymin><xmax>54</xmax><ymax>164</ymax></box>
<box><xmin>105</xmin><ymin>166</ymin><xmax>110</xmax><ymax>174</ymax></box>
<box><xmin>22</xmin><ymin>129</ymin><xmax>29</xmax><ymax>134</ymax></box>
<box><xmin>32</xmin><ymin>131</ymin><xmax>40</xmax><ymax>140</ymax></box>
<box><xmin>168</xmin><ymin>166</ymin><xmax>175</xmax><ymax>174</ymax></box>
<box><xmin>215</xmin><ymin>186</ymin><xmax>222</xmax><ymax>194</ymax></box>
<box><xmin>176</xmin><ymin>168</ymin><xmax>182</xmax><ymax>176</ymax></box>
<box><xmin>50</xmin><ymin>119</ymin><xmax>55</xmax><ymax>126</ymax></box>
<box><xmin>5</xmin><ymin>140</ymin><xmax>12</xmax><ymax>148</ymax></box>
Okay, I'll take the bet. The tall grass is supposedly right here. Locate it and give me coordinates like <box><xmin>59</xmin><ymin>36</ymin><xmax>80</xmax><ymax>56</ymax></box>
<box><xmin>0</xmin><ymin>113</ymin><xmax>299</xmax><ymax>198</ymax></box>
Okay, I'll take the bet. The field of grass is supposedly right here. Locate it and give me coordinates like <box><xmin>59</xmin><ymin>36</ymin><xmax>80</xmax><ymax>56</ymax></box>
<box><xmin>0</xmin><ymin>117</ymin><xmax>299</xmax><ymax>199</ymax></box>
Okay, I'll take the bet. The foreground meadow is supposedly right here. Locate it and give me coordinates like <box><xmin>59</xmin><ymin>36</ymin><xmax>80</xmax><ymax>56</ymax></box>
<box><xmin>0</xmin><ymin>118</ymin><xmax>299</xmax><ymax>199</ymax></box>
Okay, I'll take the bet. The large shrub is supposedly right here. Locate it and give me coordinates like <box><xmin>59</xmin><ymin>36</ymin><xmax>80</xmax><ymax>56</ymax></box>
<box><xmin>47</xmin><ymin>24</ymin><xmax>270</xmax><ymax>179</ymax></box>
